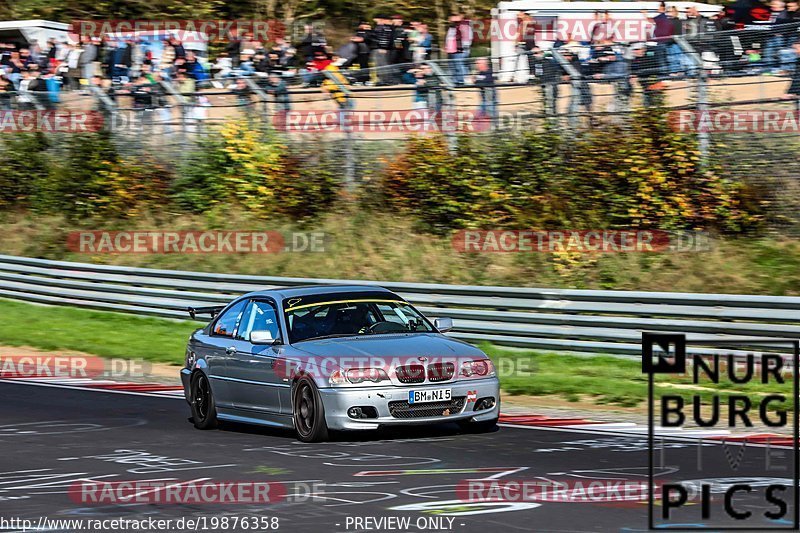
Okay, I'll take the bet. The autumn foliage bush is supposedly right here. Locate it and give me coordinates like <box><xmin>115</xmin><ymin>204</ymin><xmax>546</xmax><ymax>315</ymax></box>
<box><xmin>382</xmin><ymin>110</ymin><xmax>761</xmax><ymax>234</ymax></box>
<box><xmin>0</xmin><ymin>112</ymin><xmax>762</xmax><ymax>234</ymax></box>
<box><xmin>173</xmin><ymin>121</ymin><xmax>340</xmax><ymax>222</ymax></box>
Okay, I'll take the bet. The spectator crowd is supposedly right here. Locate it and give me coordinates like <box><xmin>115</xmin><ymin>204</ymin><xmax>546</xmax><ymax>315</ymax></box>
<box><xmin>1</xmin><ymin>4</ymin><xmax>800</xmax><ymax>123</ymax></box>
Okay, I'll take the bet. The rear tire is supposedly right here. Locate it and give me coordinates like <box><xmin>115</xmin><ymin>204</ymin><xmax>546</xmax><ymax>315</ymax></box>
<box><xmin>190</xmin><ymin>372</ymin><xmax>218</xmax><ymax>429</ymax></box>
<box><xmin>293</xmin><ymin>377</ymin><xmax>329</xmax><ymax>442</ymax></box>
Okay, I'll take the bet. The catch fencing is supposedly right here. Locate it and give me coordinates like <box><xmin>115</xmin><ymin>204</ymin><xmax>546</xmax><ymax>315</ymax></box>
<box><xmin>0</xmin><ymin>254</ymin><xmax>796</xmax><ymax>358</ymax></box>
<box><xmin>3</xmin><ymin>24</ymin><xmax>800</xmax><ymax>227</ymax></box>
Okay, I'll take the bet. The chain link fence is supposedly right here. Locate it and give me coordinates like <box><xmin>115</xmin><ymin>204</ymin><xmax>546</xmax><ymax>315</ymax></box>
<box><xmin>2</xmin><ymin>24</ymin><xmax>800</xmax><ymax>229</ymax></box>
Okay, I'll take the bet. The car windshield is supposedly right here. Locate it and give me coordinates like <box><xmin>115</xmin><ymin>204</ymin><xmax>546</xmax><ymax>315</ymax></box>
<box><xmin>284</xmin><ymin>299</ymin><xmax>434</xmax><ymax>343</ymax></box>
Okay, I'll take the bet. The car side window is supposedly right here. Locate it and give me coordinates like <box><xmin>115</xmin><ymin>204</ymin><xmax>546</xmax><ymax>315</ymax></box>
<box><xmin>212</xmin><ymin>300</ymin><xmax>248</xmax><ymax>338</ymax></box>
<box><xmin>236</xmin><ymin>300</ymin><xmax>280</xmax><ymax>342</ymax></box>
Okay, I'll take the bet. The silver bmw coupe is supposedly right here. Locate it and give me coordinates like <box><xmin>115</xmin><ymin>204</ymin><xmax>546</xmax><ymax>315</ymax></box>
<box><xmin>182</xmin><ymin>286</ymin><xmax>500</xmax><ymax>442</ymax></box>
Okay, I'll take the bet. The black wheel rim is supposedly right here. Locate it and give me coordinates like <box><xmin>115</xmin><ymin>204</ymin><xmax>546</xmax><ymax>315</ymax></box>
<box><xmin>295</xmin><ymin>383</ymin><xmax>315</xmax><ymax>436</ymax></box>
<box><xmin>194</xmin><ymin>375</ymin><xmax>210</xmax><ymax>421</ymax></box>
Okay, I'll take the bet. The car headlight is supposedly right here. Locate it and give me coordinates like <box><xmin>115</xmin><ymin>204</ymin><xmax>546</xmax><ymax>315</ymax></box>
<box><xmin>346</xmin><ymin>368</ymin><xmax>390</xmax><ymax>384</ymax></box>
<box><xmin>329</xmin><ymin>368</ymin><xmax>390</xmax><ymax>386</ymax></box>
<box><xmin>460</xmin><ymin>359</ymin><xmax>495</xmax><ymax>378</ymax></box>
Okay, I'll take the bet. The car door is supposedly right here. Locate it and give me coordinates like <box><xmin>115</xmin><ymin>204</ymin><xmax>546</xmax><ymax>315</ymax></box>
<box><xmin>226</xmin><ymin>299</ymin><xmax>283</xmax><ymax>414</ymax></box>
<box><xmin>202</xmin><ymin>298</ymin><xmax>249</xmax><ymax>409</ymax></box>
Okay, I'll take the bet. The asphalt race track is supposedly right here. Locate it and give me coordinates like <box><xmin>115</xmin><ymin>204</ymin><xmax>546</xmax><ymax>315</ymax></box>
<box><xmin>0</xmin><ymin>381</ymin><xmax>795</xmax><ymax>533</ymax></box>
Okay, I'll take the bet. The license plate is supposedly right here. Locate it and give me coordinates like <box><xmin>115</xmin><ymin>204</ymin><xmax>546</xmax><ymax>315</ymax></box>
<box><xmin>408</xmin><ymin>389</ymin><xmax>452</xmax><ymax>404</ymax></box>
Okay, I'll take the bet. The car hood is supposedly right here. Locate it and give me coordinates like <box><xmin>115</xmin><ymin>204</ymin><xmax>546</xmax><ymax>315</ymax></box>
<box><xmin>292</xmin><ymin>333</ymin><xmax>486</xmax><ymax>361</ymax></box>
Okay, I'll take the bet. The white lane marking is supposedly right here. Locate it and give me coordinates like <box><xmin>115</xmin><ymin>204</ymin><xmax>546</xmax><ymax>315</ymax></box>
<box><xmin>498</xmin><ymin>423</ymin><xmax>788</xmax><ymax>448</ymax></box>
<box><xmin>0</xmin><ymin>379</ymin><xmax>185</xmax><ymax>400</ymax></box>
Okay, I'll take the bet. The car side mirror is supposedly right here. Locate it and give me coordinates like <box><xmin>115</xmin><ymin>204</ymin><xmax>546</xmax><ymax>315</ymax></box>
<box><xmin>434</xmin><ymin>317</ymin><xmax>454</xmax><ymax>333</ymax></box>
<box><xmin>250</xmin><ymin>330</ymin><xmax>279</xmax><ymax>345</ymax></box>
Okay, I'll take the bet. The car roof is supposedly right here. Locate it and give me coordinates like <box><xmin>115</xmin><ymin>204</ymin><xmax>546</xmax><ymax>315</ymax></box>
<box><xmin>243</xmin><ymin>284</ymin><xmax>404</xmax><ymax>301</ymax></box>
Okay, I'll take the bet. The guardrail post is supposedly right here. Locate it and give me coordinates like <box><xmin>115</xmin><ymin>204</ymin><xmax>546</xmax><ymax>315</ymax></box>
<box><xmin>675</xmin><ymin>36</ymin><xmax>708</xmax><ymax>162</ymax></box>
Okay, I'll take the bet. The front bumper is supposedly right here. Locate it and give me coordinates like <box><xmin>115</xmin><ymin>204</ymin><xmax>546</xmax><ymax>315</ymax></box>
<box><xmin>318</xmin><ymin>378</ymin><xmax>500</xmax><ymax>431</ymax></box>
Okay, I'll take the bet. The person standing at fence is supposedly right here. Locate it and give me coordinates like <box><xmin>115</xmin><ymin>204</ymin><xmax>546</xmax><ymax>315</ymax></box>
<box><xmin>445</xmin><ymin>14</ymin><xmax>468</xmax><ymax>85</ymax></box>
<box><xmin>784</xmin><ymin>39</ymin><xmax>800</xmax><ymax>96</ymax></box>
<box><xmin>63</xmin><ymin>43</ymin><xmax>83</xmax><ymax>91</ymax></box>
<box><xmin>460</xmin><ymin>15</ymin><xmax>473</xmax><ymax>69</ymax></box>
<box><xmin>411</xmin><ymin>66</ymin><xmax>427</xmax><ymax>110</ymax></box>
<box><xmin>787</xmin><ymin>1</ymin><xmax>800</xmax><ymax>20</ymax></box>
<box><xmin>5</xmin><ymin>51</ymin><xmax>24</xmax><ymax>90</ymax></box>
<box><xmin>28</xmin><ymin>66</ymin><xmax>51</xmax><ymax>110</ymax></box>
<box><xmin>0</xmin><ymin>75</ymin><xmax>13</xmax><ymax>110</ymax></box>
<box><xmin>665</xmin><ymin>6</ymin><xmax>687</xmax><ymax>75</ymax></box>
<box><xmin>353</xmin><ymin>22</ymin><xmax>373</xmax><ymax>83</ymax></box>
<box><xmin>391</xmin><ymin>15</ymin><xmax>411</xmax><ymax>68</ymax></box>
<box><xmin>150</xmin><ymin>72</ymin><xmax>172</xmax><ymax>135</ymax></box>
<box><xmin>561</xmin><ymin>46</ymin><xmax>593</xmax><ymax>114</ymax></box>
<box><xmin>517</xmin><ymin>13</ymin><xmax>537</xmax><ymax>83</ymax></box>
<box><xmin>173</xmin><ymin>70</ymin><xmax>197</xmax><ymax>132</ymax></box>
<box><xmin>372</xmin><ymin>16</ymin><xmax>395</xmax><ymax>85</ymax></box>
<box><xmin>413</xmin><ymin>24</ymin><xmax>433</xmax><ymax>62</ymax></box>
<box><xmin>16</xmin><ymin>69</ymin><xmax>36</xmax><ymax>110</ymax></box>
<box><xmin>108</xmin><ymin>41</ymin><xmax>132</xmax><ymax>83</ymax></box>
<box><xmin>643</xmin><ymin>2</ymin><xmax>673</xmax><ymax>76</ymax></box>
<box><xmin>473</xmin><ymin>57</ymin><xmax>497</xmax><ymax>125</ymax></box>
<box><xmin>630</xmin><ymin>43</ymin><xmax>664</xmax><ymax>107</ymax></box>
<box><xmin>78</xmin><ymin>36</ymin><xmax>97</xmax><ymax>86</ymax></box>
<box><xmin>226</xmin><ymin>28</ymin><xmax>241</xmax><ymax>68</ymax></box>
<box><xmin>131</xmin><ymin>75</ymin><xmax>156</xmax><ymax>132</ymax></box>
<box><xmin>0</xmin><ymin>43</ymin><xmax>11</xmax><ymax>68</ymax></box>
<box><xmin>684</xmin><ymin>6</ymin><xmax>707</xmax><ymax>37</ymax></box>
<box><xmin>266</xmin><ymin>73</ymin><xmax>290</xmax><ymax>112</ymax></box>
<box><xmin>231</xmin><ymin>77</ymin><xmax>253</xmax><ymax>124</ymax></box>
<box><xmin>762</xmin><ymin>0</ymin><xmax>793</xmax><ymax>74</ymax></box>
<box><xmin>532</xmin><ymin>48</ymin><xmax>561</xmax><ymax>115</ymax></box>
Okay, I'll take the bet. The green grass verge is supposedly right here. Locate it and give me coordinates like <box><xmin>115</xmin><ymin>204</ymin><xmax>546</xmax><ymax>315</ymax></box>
<box><xmin>484</xmin><ymin>344</ymin><xmax>795</xmax><ymax>411</ymax></box>
<box><xmin>0</xmin><ymin>298</ymin><xmax>197</xmax><ymax>363</ymax></box>
<box><xmin>0</xmin><ymin>299</ymin><xmax>792</xmax><ymax>412</ymax></box>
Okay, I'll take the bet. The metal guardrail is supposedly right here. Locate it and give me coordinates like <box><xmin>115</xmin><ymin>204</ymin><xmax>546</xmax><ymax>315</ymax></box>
<box><xmin>0</xmin><ymin>254</ymin><xmax>796</xmax><ymax>357</ymax></box>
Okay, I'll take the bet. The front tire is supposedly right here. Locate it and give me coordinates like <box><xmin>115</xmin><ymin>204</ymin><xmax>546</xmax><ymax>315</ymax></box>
<box><xmin>293</xmin><ymin>377</ymin><xmax>329</xmax><ymax>442</ymax></box>
<box><xmin>190</xmin><ymin>372</ymin><xmax>218</xmax><ymax>429</ymax></box>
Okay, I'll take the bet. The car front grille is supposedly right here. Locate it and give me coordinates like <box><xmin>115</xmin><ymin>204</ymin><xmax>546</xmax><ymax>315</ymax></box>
<box><xmin>388</xmin><ymin>397</ymin><xmax>466</xmax><ymax>419</ymax></box>
<box><xmin>427</xmin><ymin>362</ymin><xmax>455</xmax><ymax>382</ymax></box>
<box><xmin>395</xmin><ymin>364</ymin><xmax>425</xmax><ymax>384</ymax></box>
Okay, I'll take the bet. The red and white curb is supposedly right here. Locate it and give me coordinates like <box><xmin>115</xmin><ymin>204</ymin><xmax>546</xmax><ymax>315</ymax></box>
<box><xmin>499</xmin><ymin>414</ymin><xmax>795</xmax><ymax>446</ymax></box>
